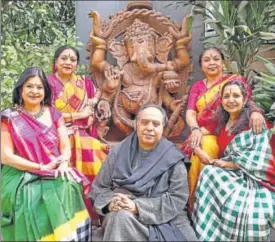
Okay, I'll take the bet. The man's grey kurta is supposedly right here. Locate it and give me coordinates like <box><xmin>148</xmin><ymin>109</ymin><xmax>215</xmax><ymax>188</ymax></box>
<box><xmin>90</xmin><ymin>134</ymin><xmax>197</xmax><ymax>241</ymax></box>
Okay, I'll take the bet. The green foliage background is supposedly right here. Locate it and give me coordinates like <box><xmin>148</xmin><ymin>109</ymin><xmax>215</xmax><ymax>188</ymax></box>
<box><xmin>253</xmin><ymin>56</ymin><xmax>275</xmax><ymax>123</ymax></box>
<box><xmin>175</xmin><ymin>1</ymin><xmax>275</xmax><ymax>80</ymax></box>
<box><xmin>170</xmin><ymin>0</ymin><xmax>275</xmax><ymax>123</ymax></box>
<box><xmin>1</xmin><ymin>0</ymin><xmax>84</xmax><ymax>109</ymax></box>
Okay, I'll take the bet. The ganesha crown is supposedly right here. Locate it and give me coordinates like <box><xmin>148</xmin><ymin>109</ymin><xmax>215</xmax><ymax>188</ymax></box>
<box><xmin>124</xmin><ymin>19</ymin><xmax>158</xmax><ymax>43</ymax></box>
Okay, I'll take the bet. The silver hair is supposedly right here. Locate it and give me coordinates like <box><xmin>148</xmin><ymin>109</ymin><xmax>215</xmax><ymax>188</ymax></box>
<box><xmin>136</xmin><ymin>104</ymin><xmax>168</xmax><ymax>127</ymax></box>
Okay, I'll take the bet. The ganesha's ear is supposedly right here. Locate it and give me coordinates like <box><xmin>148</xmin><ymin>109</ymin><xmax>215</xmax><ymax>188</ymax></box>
<box><xmin>156</xmin><ymin>33</ymin><xmax>173</xmax><ymax>63</ymax></box>
<box><xmin>108</xmin><ymin>39</ymin><xmax>129</xmax><ymax>68</ymax></box>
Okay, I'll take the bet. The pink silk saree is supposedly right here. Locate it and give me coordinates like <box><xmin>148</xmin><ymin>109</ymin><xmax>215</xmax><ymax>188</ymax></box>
<box><xmin>1</xmin><ymin>106</ymin><xmax>92</xmax><ymax>241</ymax></box>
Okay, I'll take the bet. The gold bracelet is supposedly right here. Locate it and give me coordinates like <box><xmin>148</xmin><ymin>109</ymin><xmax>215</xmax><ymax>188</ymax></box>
<box><xmin>70</xmin><ymin>113</ymin><xmax>74</xmax><ymax>122</ymax></box>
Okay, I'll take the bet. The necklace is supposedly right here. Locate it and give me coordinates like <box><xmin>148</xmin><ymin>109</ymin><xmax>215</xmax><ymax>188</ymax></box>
<box><xmin>225</xmin><ymin>119</ymin><xmax>236</xmax><ymax>135</ymax></box>
<box><xmin>25</xmin><ymin>107</ymin><xmax>45</xmax><ymax>119</ymax></box>
<box><xmin>226</xmin><ymin>120</ymin><xmax>234</xmax><ymax>129</ymax></box>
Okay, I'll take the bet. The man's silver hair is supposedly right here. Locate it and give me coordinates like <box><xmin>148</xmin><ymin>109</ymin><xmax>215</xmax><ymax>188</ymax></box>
<box><xmin>136</xmin><ymin>104</ymin><xmax>168</xmax><ymax>127</ymax></box>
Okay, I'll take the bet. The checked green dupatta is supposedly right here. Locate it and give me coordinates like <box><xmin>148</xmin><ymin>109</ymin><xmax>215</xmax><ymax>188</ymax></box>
<box><xmin>192</xmin><ymin>128</ymin><xmax>275</xmax><ymax>241</ymax></box>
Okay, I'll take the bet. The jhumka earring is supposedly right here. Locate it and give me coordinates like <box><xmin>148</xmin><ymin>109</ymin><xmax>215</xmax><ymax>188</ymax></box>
<box><xmin>52</xmin><ymin>65</ymin><xmax>57</xmax><ymax>73</ymax></box>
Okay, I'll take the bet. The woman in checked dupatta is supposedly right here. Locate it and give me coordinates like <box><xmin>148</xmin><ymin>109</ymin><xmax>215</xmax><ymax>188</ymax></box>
<box><xmin>1</xmin><ymin>67</ymin><xmax>92</xmax><ymax>241</ymax></box>
<box><xmin>192</xmin><ymin>79</ymin><xmax>275</xmax><ymax>241</ymax></box>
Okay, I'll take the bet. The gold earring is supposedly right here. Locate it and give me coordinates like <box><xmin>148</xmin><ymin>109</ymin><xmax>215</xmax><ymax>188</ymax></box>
<box><xmin>222</xmin><ymin>64</ymin><xmax>227</xmax><ymax>72</ymax></box>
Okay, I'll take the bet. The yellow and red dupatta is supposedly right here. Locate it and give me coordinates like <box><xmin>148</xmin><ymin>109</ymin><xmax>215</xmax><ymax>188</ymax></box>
<box><xmin>196</xmin><ymin>74</ymin><xmax>243</xmax><ymax>127</ymax></box>
<box><xmin>54</xmin><ymin>74</ymin><xmax>87</xmax><ymax>114</ymax></box>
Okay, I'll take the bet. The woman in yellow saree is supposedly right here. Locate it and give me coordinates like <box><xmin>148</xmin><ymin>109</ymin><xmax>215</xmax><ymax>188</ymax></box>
<box><xmin>181</xmin><ymin>47</ymin><xmax>264</xmax><ymax>212</ymax></box>
<box><xmin>47</xmin><ymin>46</ymin><xmax>108</xmax><ymax>183</ymax></box>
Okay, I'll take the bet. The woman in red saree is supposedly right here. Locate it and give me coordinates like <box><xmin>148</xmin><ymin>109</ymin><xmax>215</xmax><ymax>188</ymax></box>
<box><xmin>181</xmin><ymin>47</ymin><xmax>265</xmax><ymax>212</ymax></box>
<box><xmin>47</xmin><ymin>45</ymin><xmax>108</xmax><ymax>183</ymax></box>
<box><xmin>1</xmin><ymin>67</ymin><xmax>92</xmax><ymax>241</ymax></box>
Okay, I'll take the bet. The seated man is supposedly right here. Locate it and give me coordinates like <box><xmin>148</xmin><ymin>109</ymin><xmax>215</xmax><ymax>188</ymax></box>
<box><xmin>90</xmin><ymin>104</ymin><xmax>197</xmax><ymax>241</ymax></box>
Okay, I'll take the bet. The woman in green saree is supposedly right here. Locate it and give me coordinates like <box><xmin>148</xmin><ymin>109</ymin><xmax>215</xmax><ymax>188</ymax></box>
<box><xmin>1</xmin><ymin>67</ymin><xmax>92</xmax><ymax>241</ymax></box>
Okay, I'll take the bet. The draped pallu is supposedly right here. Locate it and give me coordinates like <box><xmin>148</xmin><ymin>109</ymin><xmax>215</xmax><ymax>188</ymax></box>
<box><xmin>48</xmin><ymin>73</ymin><xmax>108</xmax><ymax>182</ymax></box>
<box><xmin>1</xmin><ymin>107</ymin><xmax>91</xmax><ymax>241</ymax></box>
<box><xmin>192</xmin><ymin>127</ymin><xmax>275</xmax><ymax>241</ymax></box>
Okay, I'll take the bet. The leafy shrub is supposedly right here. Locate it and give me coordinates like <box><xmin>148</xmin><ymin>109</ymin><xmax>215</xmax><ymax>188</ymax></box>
<box><xmin>253</xmin><ymin>56</ymin><xmax>275</xmax><ymax>123</ymax></box>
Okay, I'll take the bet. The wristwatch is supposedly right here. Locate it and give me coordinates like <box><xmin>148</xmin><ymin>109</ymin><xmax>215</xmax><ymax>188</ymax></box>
<box><xmin>191</xmin><ymin>126</ymin><xmax>201</xmax><ymax>132</ymax></box>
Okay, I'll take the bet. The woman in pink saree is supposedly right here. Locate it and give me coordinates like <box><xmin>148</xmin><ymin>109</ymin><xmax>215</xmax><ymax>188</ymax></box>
<box><xmin>1</xmin><ymin>67</ymin><xmax>92</xmax><ymax>241</ymax></box>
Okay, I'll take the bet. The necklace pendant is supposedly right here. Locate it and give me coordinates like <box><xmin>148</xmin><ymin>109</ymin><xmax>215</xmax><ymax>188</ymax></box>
<box><xmin>33</xmin><ymin>108</ymin><xmax>44</xmax><ymax>119</ymax></box>
<box><xmin>25</xmin><ymin>107</ymin><xmax>45</xmax><ymax>119</ymax></box>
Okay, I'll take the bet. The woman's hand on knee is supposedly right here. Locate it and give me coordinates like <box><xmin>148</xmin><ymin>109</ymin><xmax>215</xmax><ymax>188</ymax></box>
<box><xmin>213</xmin><ymin>159</ymin><xmax>238</xmax><ymax>169</ymax></box>
<box><xmin>189</xmin><ymin>128</ymin><xmax>202</xmax><ymax>148</ymax></box>
<box><xmin>194</xmin><ymin>147</ymin><xmax>214</xmax><ymax>164</ymax></box>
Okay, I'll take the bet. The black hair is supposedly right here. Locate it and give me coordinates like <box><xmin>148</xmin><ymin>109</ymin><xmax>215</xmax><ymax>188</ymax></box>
<box><xmin>12</xmin><ymin>67</ymin><xmax>52</xmax><ymax>106</ymax></box>
<box><xmin>222</xmin><ymin>79</ymin><xmax>248</xmax><ymax>101</ymax></box>
<box><xmin>199</xmin><ymin>47</ymin><xmax>225</xmax><ymax>67</ymax></box>
<box><xmin>53</xmin><ymin>45</ymin><xmax>80</xmax><ymax>65</ymax></box>
<box><xmin>215</xmin><ymin>79</ymin><xmax>250</xmax><ymax>135</ymax></box>
<box><xmin>136</xmin><ymin>103</ymin><xmax>168</xmax><ymax>127</ymax></box>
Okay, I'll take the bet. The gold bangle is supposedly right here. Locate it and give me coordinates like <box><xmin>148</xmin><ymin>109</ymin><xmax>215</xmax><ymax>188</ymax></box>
<box><xmin>70</xmin><ymin>113</ymin><xmax>74</xmax><ymax>122</ymax></box>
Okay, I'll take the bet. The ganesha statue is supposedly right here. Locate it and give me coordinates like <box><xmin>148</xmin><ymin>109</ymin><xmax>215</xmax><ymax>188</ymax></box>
<box><xmin>87</xmin><ymin>1</ymin><xmax>193</xmax><ymax>142</ymax></box>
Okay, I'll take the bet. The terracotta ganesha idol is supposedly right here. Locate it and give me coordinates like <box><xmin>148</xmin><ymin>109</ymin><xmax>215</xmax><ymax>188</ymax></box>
<box><xmin>87</xmin><ymin>1</ymin><xmax>193</xmax><ymax>142</ymax></box>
